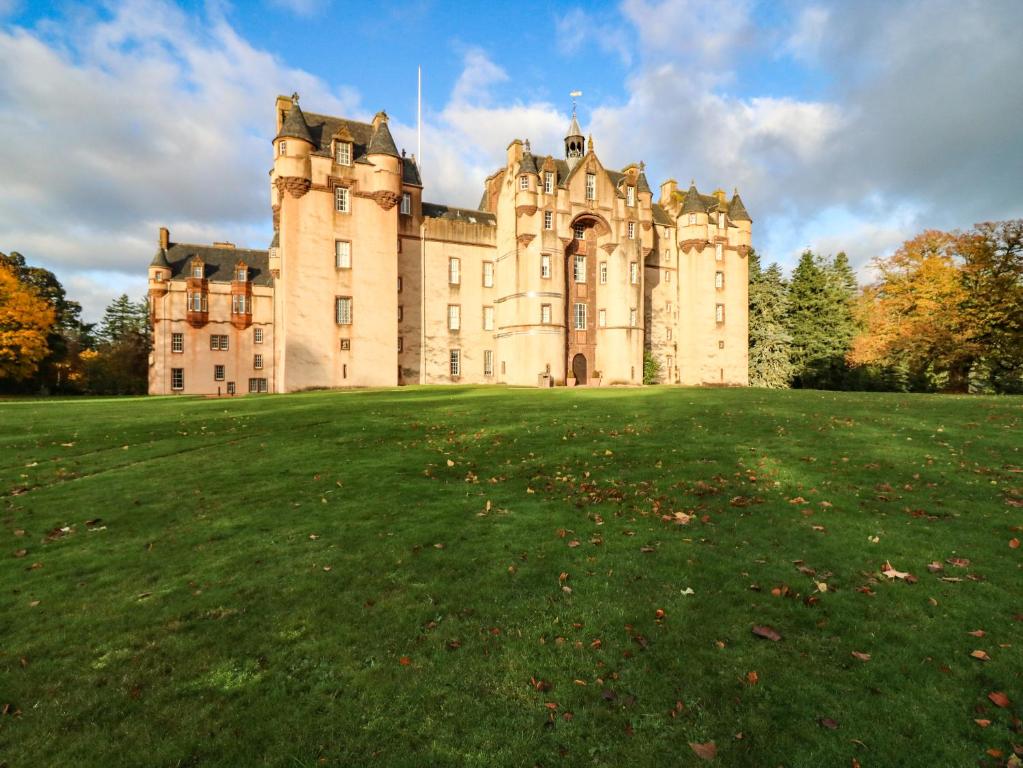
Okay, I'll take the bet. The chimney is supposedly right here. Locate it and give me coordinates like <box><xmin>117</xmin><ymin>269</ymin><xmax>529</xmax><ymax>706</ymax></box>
<box><xmin>659</xmin><ymin>179</ymin><xmax>677</xmax><ymax>206</ymax></box>
<box><xmin>275</xmin><ymin>94</ymin><xmax>292</xmax><ymax>133</ymax></box>
<box><xmin>212</xmin><ymin>241</ymin><xmax>235</xmax><ymax>249</ymax></box>
<box><xmin>506</xmin><ymin>139</ymin><xmax>523</xmax><ymax>167</ymax></box>
<box><xmin>372</xmin><ymin>110</ymin><xmax>388</xmax><ymax>131</ymax></box>
<box><xmin>159</xmin><ymin>227</ymin><xmax>169</xmax><ymax>249</ymax></box>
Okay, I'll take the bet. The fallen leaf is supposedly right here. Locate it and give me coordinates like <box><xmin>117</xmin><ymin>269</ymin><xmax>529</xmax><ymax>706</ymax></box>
<box><xmin>970</xmin><ymin>649</ymin><xmax>990</xmax><ymax>661</ymax></box>
<box><xmin>926</xmin><ymin>561</ymin><xmax>943</xmax><ymax>573</ymax></box>
<box><xmin>399</xmin><ymin>656</ymin><xmax>411</xmax><ymax>666</ymax></box>
<box><xmin>655</xmin><ymin>608</ymin><xmax>666</xmax><ymax>619</ymax></box>
<box><xmin>567</xmin><ymin>540</ymin><xmax>580</xmax><ymax>548</ymax></box>
<box><xmin>1010</xmin><ymin>538</ymin><xmax>1021</xmax><ymax>549</ymax></box>
<box><xmin>988</xmin><ymin>749</ymin><xmax>1004</xmax><ymax>758</ymax></box>
<box><xmin>746</xmin><ymin>671</ymin><xmax>758</xmax><ymax>685</ymax></box>
<box><xmin>968</xmin><ymin>629</ymin><xmax>986</xmax><ymax>637</ymax></box>
<box><xmin>818</xmin><ymin>717</ymin><xmax>839</xmax><ymax>730</ymax></box>
<box><xmin>752</xmin><ymin>625</ymin><xmax>781</xmax><ymax>642</ymax></box>
<box><xmin>688</xmin><ymin>742</ymin><xmax>717</xmax><ymax>761</ymax></box>
<box><xmin>975</xmin><ymin>719</ymin><xmax>991</xmax><ymax>728</ymax></box>
<box><xmin>946</xmin><ymin>557</ymin><xmax>970</xmax><ymax>568</ymax></box>
<box><xmin>989</xmin><ymin>691</ymin><xmax>1011</xmax><ymax>708</ymax></box>
<box><xmin>881</xmin><ymin>561</ymin><xmax>915</xmax><ymax>582</ymax></box>
<box><xmin>13</xmin><ymin>549</ymin><xmax>27</xmax><ymax>558</ymax></box>
<box><xmin>851</xmin><ymin>651</ymin><xmax>871</xmax><ymax>662</ymax></box>
<box><xmin>446</xmin><ymin>459</ymin><xmax>455</xmax><ymax>467</ymax></box>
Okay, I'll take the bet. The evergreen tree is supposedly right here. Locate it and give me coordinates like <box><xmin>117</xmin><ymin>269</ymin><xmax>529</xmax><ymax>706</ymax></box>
<box><xmin>785</xmin><ymin>250</ymin><xmax>858</xmax><ymax>389</ymax></box>
<box><xmin>86</xmin><ymin>294</ymin><xmax>151</xmax><ymax>394</ymax></box>
<box><xmin>747</xmin><ymin>249</ymin><xmax>793</xmax><ymax>388</ymax></box>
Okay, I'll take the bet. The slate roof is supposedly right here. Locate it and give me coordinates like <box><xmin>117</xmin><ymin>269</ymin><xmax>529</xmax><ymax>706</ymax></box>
<box><xmin>402</xmin><ymin>159</ymin><xmax>422</xmax><ymax>186</ymax></box>
<box><xmin>728</xmin><ymin>192</ymin><xmax>751</xmax><ymax>222</ymax></box>
<box><xmin>680</xmin><ymin>183</ymin><xmax>705</xmax><ymax>214</ymax></box>
<box><xmin>637</xmin><ymin>172</ymin><xmax>651</xmax><ymax>194</ymax></box>
<box><xmin>519</xmin><ymin>151</ymin><xmax>538</xmax><ymax>175</ymax></box>
<box><xmin>366</xmin><ymin>115</ymin><xmax>400</xmax><ymax>158</ymax></box>
<box><xmin>151</xmin><ymin>247</ymin><xmax>172</xmax><ymax>268</ymax></box>
<box><xmin>651</xmin><ymin>203</ymin><xmax>673</xmax><ymax>227</ymax></box>
<box><xmin>567</xmin><ymin>115</ymin><xmax>583</xmax><ymax>138</ymax></box>
<box><xmin>276</xmin><ymin>102</ymin><xmax>313</xmax><ymax>144</ymax></box>
<box><xmin>152</xmin><ymin>243</ymin><xmax>272</xmax><ymax>286</ymax></box>
<box><xmin>423</xmin><ymin>203</ymin><xmax>496</xmax><ymax>225</ymax></box>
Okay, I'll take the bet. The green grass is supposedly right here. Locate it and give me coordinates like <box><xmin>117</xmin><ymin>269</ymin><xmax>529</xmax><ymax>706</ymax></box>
<box><xmin>1</xmin><ymin>386</ymin><xmax>1021</xmax><ymax>767</ymax></box>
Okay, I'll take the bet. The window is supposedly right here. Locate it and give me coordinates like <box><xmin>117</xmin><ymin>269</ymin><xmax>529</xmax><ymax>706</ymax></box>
<box><xmin>254</xmin><ymin>354</ymin><xmax>263</xmax><ymax>370</ymax></box>
<box><xmin>667</xmin><ymin>302</ymin><xmax>673</xmax><ymax>314</ymax></box>
<box><xmin>210</xmin><ymin>334</ymin><xmax>229</xmax><ymax>351</ymax></box>
<box><xmin>484</xmin><ymin>349</ymin><xmax>494</xmax><ymax>376</ymax></box>
<box><xmin>188</xmin><ymin>293</ymin><xmax>206</xmax><ymax>312</ymax></box>
<box><xmin>719</xmin><ymin>214</ymin><xmax>726</xmax><ymax>230</ymax></box>
<box><xmin>630</xmin><ymin>308</ymin><xmax>638</xmax><ymax>326</ymax></box>
<box><xmin>192</xmin><ymin>263</ymin><xmax>203</xmax><ymax>279</ymax></box>
<box><xmin>340</xmin><ymin>338</ymin><xmax>351</xmax><ymax>351</ymax></box>
<box><xmin>398</xmin><ymin>305</ymin><xmax>404</xmax><ymax>322</ymax></box>
<box><xmin>598</xmin><ymin>309</ymin><xmax>606</xmax><ymax>327</ymax></box>
<box><xmin>342</xmin><ymin>364</ymin><xmax>348</xmax><ymax>379</ymax></box>
<box><xmin>630</xmin><ymin>262</ymin><xmax>638</xmax><ymax>284</ymax></box>
<box><xmin>336</xmin><ymin>240</ymin><xmax>351</xmax><ymax>269</ymax></box>
<box><xmin>718</xmin><ymin>340</ymin><xmax>725</xmax><ymax>349</ymax></box>
<box><xmin>627</xmin><ymin>186</ymin><xmax>636</xmax><ymax>206</ymax></box>
<box><xmin>715</xmin><ymin>243</ymin><xmax>723</xmax><ymax>261</ymax></box>
<box><xmin>715</xmin><ymin>271</ymin><xmax>724</xmax><ymax>289</ymax></box>
<box><xmin>398</xmin><ymin>337</ymin><xmax>403</xmax><ymax>352</ymax></box>
<box><xmin>574</xmin><ymin>223</ymin><xmax>585</xmax><ymax>239</ymax></box>
<box><xmin>335</xmin><ymin>186</ymin><xmax>350</xmax><ymax>213</ymax></box>
<box><xmin>585</xmin><ymin>173</ymin><xmax>596</xmax><ymax>200</ymax></box>
<box><xmin>574</xmin><ymin>303</ymin><xmax>587</xmax><ymax>330</ymax></box>
<box><xmin>449</xmin><ymin>257</ymin><xmax>460</xmax><ymax>285</ymax></box>
<box><xmin>573</xmin><ymin>254</ymin><xmax>586</xmax><ymax>283</ymax></box>
<box><xmin>171</xmin><ymin>368</ymin><xmax>184</xmax><ymax>390</ymax></box>
<box><xmin>227</xmin><ymin>382</ymin><xmax>235</xmax><ymax>395</ymax></box>
<box><xmin>336</xmin><ymin>296</ymin><xmax>352</xmax><ymax>325</ymax></box>
<box><xmin>235</xmin><ymin>267</ymin><xmax>247</xmax><ymax>282</ymax></box>
<box><xmin>667</xmin><ymin>328</ymin><xmax>672</xmax><ymax>340</ymax></box>
<box><xmin>400</xmin><ymin>192</ymin><xmax>411</xmax><ymax>215</ymax></box>
<box><xmin>541</xmin><ymin>253</ymin><xmax>551</xmax><ymax>279</ymax></box>
<box><xmin>541</xmin><ymin>304</ymin><xmax>551</xmax><ymax>324</ymax></box>
<box><xmin>214</xmin><ymin>364</ymin><xmax>225</xmax><ymax>382</ymax></box>
<box><xmin>665</xmin><ymin>270</ymin><xmax>671</xmax><ymax>283</ymax></box>
<box><xmin>171</xmin><ymin>333</ymin><xmax>183</xmax><ymax>353</ymax></box>
<box><xmin>482</xmin><ymin>261</ymin><xmax>494</xmax><ymax>288</ymax></box>
<box><xmin>335</xmin><ymin>141</ymin><xmax>351</xmax><ymax>165</ymax></box>
<box><xmin>689</xmin><ymin>213</ymin><xmax>697</xmax><ymax>225</ymax></box>
<box><xmin>665</xmin><ymin>249</ymin><xmax>671</xmax><ymax>264</ymax></box>
<box><xmin>448</xmin><ymin>304</ymin><xmax>461</xmax><ymax>331</ymax></box>
<box><xmin>397</xmin><ymin>276</ymin><xmax>403</xmax><ymax>292</ymax></box>
<box><xmin>248</xmin><ymin>378</ymin><xmax>268</xmax><ymax>393</ymax></box>
<box><xmin>628</xmin><ymin>221</ymin><xmax>636</xmax><ymax>239</ymax></box>
<box><xmin>449</xmin><ymin>349</ymin><xmax>461</xmax><ymax>377</ymax></box>
<box><xmin>279</xmin><ymin>141</ymin><xmax>287</xmax><ymax>157</ymax></box>
<box><xmin>232</xmin><ymin>295</ymin><xmax>248</xmax><ymax>315</ymax></box>
<box><xmin>667</xmin><ymin>355</ymin><xmax>673</xmax><ymax>372</ymax></box>
<box><xmin>599</xmin><ymin>262</ymin><xmax>607</xmax><ymax>284</ymax></box>
<box><xmin>519</xmin><ymin>175</ymin><xmax>528</xmax><ymax>190</ymax></box>
<box><xmin>715</xmin><ymin>303</ymin><xmax>725</xmax><ymax>323</ymax></box>
<box><xmin>544</xmin><ymin>211</ymin><xmax>553</xmax><ymax>230</ymax></box>
<box><xmin>544</xmin><ymin>172</ymin><xmax>554</xmax><ymax>194</ymax></box>
<box><xmin>483</xmin><ymin>306</ymin><xmax>494</xmax><ymax>331</ymax></box>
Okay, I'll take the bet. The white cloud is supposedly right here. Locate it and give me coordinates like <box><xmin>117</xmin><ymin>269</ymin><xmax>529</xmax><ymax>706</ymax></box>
<box><xmin>783</xmin><ymin>5</ymin><xmax>829</xmax><ymax>64</ymax></box>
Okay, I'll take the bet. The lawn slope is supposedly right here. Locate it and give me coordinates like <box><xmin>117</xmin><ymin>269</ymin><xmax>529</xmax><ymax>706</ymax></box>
<box><xmin>1</xmin><ymin>387</ymin><xmax>1021</xmax><ymax>767</ymax></box>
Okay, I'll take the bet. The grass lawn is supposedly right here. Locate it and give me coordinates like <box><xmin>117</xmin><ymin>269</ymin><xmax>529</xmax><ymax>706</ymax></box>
<box><xmin>1</xmin><ymin>386</ymin><xmax>1021</xmax><ymax>767</ymax></box>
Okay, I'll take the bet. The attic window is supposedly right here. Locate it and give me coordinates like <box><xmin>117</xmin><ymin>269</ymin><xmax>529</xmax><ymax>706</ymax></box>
<box><xmin>235</xmin><ymin>266</ymin><xmax>247</xmax><ymax>282</ymax></box>
<box><xmin>627</xmin><ymin>186</ymin><xmax>636</xmax><ymax>206</ymax></box>
<box><xmin>335</xmin><ymin>141</ymin><xmax>352</xmax><ymax>166</ymax></box>
<box><xmin>192</xmin><ymin>263</ymin><xmax>203</xmax><ymax>279</ymax></box>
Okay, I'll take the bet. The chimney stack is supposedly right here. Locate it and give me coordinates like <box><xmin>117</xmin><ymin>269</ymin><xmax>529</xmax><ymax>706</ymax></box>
<box><xmin>159</xmin><ymin>227</ymin><xmax>169</xmax><ymax>249</ymax></box>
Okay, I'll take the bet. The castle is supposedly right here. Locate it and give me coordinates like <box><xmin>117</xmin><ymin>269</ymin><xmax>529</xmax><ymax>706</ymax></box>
<box><xmin>147</xmin><ymin>94</ymin><xmax>750</xmax><ymax>395</ymax></box>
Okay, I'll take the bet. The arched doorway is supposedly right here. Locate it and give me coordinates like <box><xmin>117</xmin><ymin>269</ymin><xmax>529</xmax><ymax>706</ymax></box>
<box><xmin>572</xmin><ymin>353</ymin><xmax>588</xmax><ymax>384</ymax></box>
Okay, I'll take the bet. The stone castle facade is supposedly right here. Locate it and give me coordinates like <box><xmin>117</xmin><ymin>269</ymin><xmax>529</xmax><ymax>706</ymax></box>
<box><xmin>148</xmin><ymin>94</ymin><xmax>751</xmax><ymax>395</ymax></box>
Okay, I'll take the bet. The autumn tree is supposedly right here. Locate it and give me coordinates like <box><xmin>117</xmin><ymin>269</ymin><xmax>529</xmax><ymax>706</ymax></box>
<box><xmin>0</xmin><ymin>260</ymin><xmax>56</xmax><ymax>382</ymax></box>
<box><xmin>747</xmin><ymin>249</ymin><xmax>793</xmax><ymax>388</ymax></box>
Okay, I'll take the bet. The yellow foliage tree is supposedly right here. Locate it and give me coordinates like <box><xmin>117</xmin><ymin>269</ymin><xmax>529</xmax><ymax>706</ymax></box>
<box><xmin>0</xmin><ymin>261</ymin><xmax>56</xmax><ymax>382</ymax></box>
<box><xmin>849</xmin><ymin>230</ymin><xmax>977</xmax><ymax>390</ymax></box>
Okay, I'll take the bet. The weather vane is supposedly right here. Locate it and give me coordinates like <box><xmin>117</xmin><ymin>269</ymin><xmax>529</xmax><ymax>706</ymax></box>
<box><xmin>570</xmin><ymin>90</ymin><xmax>582</xmax><ymax>118</ymax></box>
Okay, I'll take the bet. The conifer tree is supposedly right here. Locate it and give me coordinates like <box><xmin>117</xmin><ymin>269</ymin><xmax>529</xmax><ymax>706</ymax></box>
<box><xmin>747</xmin><ymin>249</ymin><xmax>793</xmax><ymax>388</ymax></box>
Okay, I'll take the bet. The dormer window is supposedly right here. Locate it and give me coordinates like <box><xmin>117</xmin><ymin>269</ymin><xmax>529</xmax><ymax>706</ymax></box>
<box><xmin>544</xmin><ymin>172</ymin><xmax>554</xmax><ymax>194</ymax></box>
<box><xmin>585</xmin><ymin>173</ymin><xmax>596</xmax><ymax>200</ymax></box>
<box><xmin>279</xmin><ymin>141</ymin><xmax>287</xmax><ymax>157</ymax></box>
<box><xmin>235</xmin><ymin>266</ymin><xmax>247</xmax><ymax>282</ymax></box>
<box><xmin>192</xmin><ymin>262</ymin><xmax>203</xmax><ymax>279</ymax></box>
<box><xmin>335</xmin><ymin>141</ymin><xmax>352</xmax><ymax>166</ymax></box>
<box><xmin>627</xmin><ymin>186</ymin><xmax>636</xmax><ymax>206</ymax></box>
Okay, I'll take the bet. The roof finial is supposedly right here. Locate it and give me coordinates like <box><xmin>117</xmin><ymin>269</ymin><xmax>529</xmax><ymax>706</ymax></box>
<box><xmin>524</xmin><ymin>139</ymin><xmax>531</xmax><ymax>153</ymax></box>
<box><xmin>570</xmin><ymin>90</ymin><xmax>582</xmax><ymax>119</ymax></box>
<box><xmin>587</xmin><ymin>134</ymin><xmax>593</xmax><ymax>153</ymax></box>
<box><xmin>291</xmin><ymin>92</ymin><xmax>300</xmax><ymax>104</ymax></box>
<box><xmin>639</xmin><ymin>161</ymin><xmax>646</xmax><ymax>172</ymax></box>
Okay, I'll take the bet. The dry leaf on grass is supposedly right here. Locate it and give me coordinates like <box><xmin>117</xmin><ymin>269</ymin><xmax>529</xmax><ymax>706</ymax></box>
<box><xmin>752</xmin><ymin>625</ymin><xmax>781</xmax><ymax>642</ymax></box>
<box><xmin>689</xmin><ymin>742</ymin><xmax>717</xmax><ymax>761</ymax></box>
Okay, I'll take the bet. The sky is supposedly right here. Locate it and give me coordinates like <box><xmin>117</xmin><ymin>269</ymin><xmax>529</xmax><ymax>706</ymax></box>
<box><xmin>1</xmin><ymin>0</ymin><xmax>1021</xmax><ymax>322</ymax></box>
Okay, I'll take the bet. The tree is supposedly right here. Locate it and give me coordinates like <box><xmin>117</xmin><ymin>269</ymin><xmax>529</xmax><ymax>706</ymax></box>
<box><xmin>0</xmin><ymin>261</ymin><xmax>56</xmax><ymax>382</ymax></box>
<box><xmin>785</xmin><ymin>250</ymin><xmax>857</xmax><ymax>389</ymax></box>
<box><xmin>958</xmin><ymin>220</ymin><xmax>1023</xmax><ymax>392</ymax></box>
<box><xmin>849</xmin><ymin>230</ymin><xmax>975</xmax><ymax>391</ymax></box>
<box><xmin>747</xmin><ymin>249</ymin><xmax>793</xmax><ymax>388</ymax></box>
<box><xmin>643</xmin><ymin>351</ymin><xmax>661</xmax><ymax>385</ymax></box>
<box><xmin>83</xmin><ymin>294</ymin><xmax>151</xmax><ymax>395</ymax></box>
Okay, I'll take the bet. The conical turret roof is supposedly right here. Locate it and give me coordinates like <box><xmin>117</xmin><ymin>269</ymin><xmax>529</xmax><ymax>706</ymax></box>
<box><xmin>728</xmin><ymin>191</ymin><xmax>751</xmax><ymax>222</ymax></box>
<box><xmin>566</xmin><ymin>113</ymin><xmax>583</xmax><ymax>139</ymax></box>
<box><xmin>367</xmin><ymin>114</ymin><xmax>400</xmax><ymax>158</ymax></box>
<box><xmin>276</xmin><ymin>98</ymin><xmax>313</xmax><ymax>143</ymax></box>
<box><xmin>681</xmin><ymin>182</ymin><xmax>705</xmax><ymax>214</ymax></box>
<box><xmin>519</xmin><ymin>149</ymin><xmax>538</xmax><ymax>175</ymax></box>
<box><xmin>150</xmin><ymin>248</ymin><xmax>171</xmax><ymax>268</ymax></box>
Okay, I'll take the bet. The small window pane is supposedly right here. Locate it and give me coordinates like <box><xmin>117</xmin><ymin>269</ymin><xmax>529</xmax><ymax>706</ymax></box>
<box><xmin>574</xmin><ymin>303</ymin><xmax>587</xmax><ymax>330</ymax></box>
<box><xmin>336</xmin><ymin>240</ymin><xmax>351</xmax><ymax>268</ymax></box>
<box><xmin>449</xmin><ymin>349</ymin><xmax>461</xmax><ymax>376</ymax></box>
<box><xmin>574</xmin><ymin>255</ymin><xmax>586</xmax><ymax>283</ymax></box>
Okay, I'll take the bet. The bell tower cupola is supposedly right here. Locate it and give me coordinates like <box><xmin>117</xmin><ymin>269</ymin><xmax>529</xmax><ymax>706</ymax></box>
<box><xmin>565</xmin><ymin>93</ymin><xmax>585</xmax><ymax>170</ymax></box>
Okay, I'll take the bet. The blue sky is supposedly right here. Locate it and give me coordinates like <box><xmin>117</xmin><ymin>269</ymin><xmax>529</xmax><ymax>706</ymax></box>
<box><xmin>1</xmin><ymin>0</ymin><xmax>1021</xmax><ymax>321</ymax></box>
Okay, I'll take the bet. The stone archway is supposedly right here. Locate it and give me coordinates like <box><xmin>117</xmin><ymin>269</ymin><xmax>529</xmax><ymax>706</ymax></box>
<box><xmin>572</xmin><ymin>353</ymin><xmax>588</xmax><ymax>384</ymax></box>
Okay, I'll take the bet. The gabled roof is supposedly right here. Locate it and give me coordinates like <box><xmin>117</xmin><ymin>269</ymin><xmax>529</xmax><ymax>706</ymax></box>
<box><xmin>422</xmin><ymin>203</ymin><xmax>496</xmax><ymax>225</ymax></box>
<box><xmin>276</xmin><ymin>101</ymin><xmax>313</xmax><ymax>144</ymax></box>
<box><xmin>728</xmin><ymin>192</ymin><xmax>751</xmax><ymax>222</ymax></box>
<box><xmin>367</xmin><ymin>116</ymin><xmax>400</xmax><ymax>158</ymax></box>
<box><xmin>651</xmin><ymin>203</ymin><xmax>673</xmax><ymax>227</ymax></box>
<box><xmin>156</xmin><ymin>243</ymin><xmax>272</xmax><ymax>287</ymax></box>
